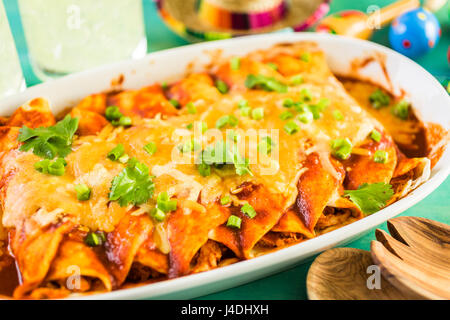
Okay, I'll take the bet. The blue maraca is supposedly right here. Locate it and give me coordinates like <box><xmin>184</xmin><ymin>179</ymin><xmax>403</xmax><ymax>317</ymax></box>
<box><xmin>389</xmin><ymin>8</ymin><xmax>441</xmax><ymax>58</ymax></box>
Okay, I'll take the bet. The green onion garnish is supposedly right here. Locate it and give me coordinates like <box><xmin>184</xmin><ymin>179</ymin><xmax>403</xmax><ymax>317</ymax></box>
<box><xmin>105</xmin><ymin>106</ymin><xmax>123</xmax><ymax>121</ymax></box>
<box><xmin>226</xmin><ymin>215</ymin><xmax>242</xmax><ymax>229</ymax></box>
<box><xmin>266</xmin><ymin>62</ymin><xmax>278</xmax><ymax>70</ymax></box>
<box><xmin>220</xmin><ymin>195</ymin><xmax>231</xmax><ymax>205</ymax></box>
<box><xmin>333</xmin><ymin>110</ymin><xmax>344</xmax><ymax>121</ymax></box>
<box><xmin>391</xmin><ymin>100</ymin><xmax>409</xmax><ymax>120</ymax></box>
<box><xmin>251</xmin><ymin>107</ymin><xmax>264</xmax><ymax>120</ymax></box>
<box><xmin>156</xmin><ymin>191</ymin><xmax>177</xmax><ymax>213</ymax></box>
<box><xmin>169</xmin><ymin>99</ymin><xmax>180</xmax><ymax>109</ymax></box>
<box><xmin>370</xmin><ymin>130</ymin><xmax>381</xmax><ymax>142</ymax></box>
<box><xmin>300</xmin><ymin>52</ymin><xmax>311</xmax><ymax>62</ymax></box>
<box><xmin>85</xmin><ymin>231</ymin><xmax>106</xmax><ymax>247</ymax></box>
<box><xmin>279</xmin><ymin>111</ymin><xmax>294</xmax><ymax>120</ymax></box>
<box><xmin>297</xmin><ymin>110</ymin><xmax>313</xmax><ymax>124</ymax></box>
<box><xmin>238</xmin><ymin>99</ymin><xmax>249</xmax><ymax>109</ymax></box>
<box><xmin>107</xmin><ymin>144</ymin><xmax>125</xmax><ymax>161</ymax></box>
<box><xmin>283</xmin><ymin>98</ymin><xmax>294</xmax><ymax>108</ymax></box>
<box><xmin>216</xmin><ymin>115</ymin><xmax>238</xmax><ymax>129</ymax></box>
<box><xmin>75</xmin><ymin>183</ymin><xmax>91</xmax><ymax>201</ymax></box>
<box><xmin>197</xmin><ymin>163</ymin><xmax>211</xmax><ymax>177</ymax></box>
<box><xmin>186</xmin><ymin>102</ymin><xmax>197</xmax><ymax>114</ymax></box>
<box><xmin>144</xmin><ymin>142</ymin><xmax>157</xmax><ymax>156</ymax></box>
<box><xmin>290</xmin><ymin>74</ymin><xmax>303</xmax><ymax>85</ymax></box>
<box><xmin>258</xmin><ymin>136</ymin><xmax>274</xmax><ymax>155</ymax></box>
<box><xmin>241</xmin><ymin>203</ymin><xmax>257</xmax><ymax>218</ymax></box>
<box><xmin>150</xmin><ymin>207</ymin><xmax>166</xmax><ymax>222</ymax></box>
<box><xmin>284</xmin><ymin>121</ymin><xmax>300</xmax><ymax>135</ymax></box>
<box><xmin>215</xmin><ymin>80</ymin><xmax>229</xmax><ymax>94</ymax></box>
<box><xmin>230</xmin><ymin>57</ymin><xmax>240</xmax><ymax>71</ymax></box>
<box><xmin>373</xmin><ymin>150</ymin><xmax>389</xmax><ymax>164</ymax></box>
<box><xmin>330</xmin><ymin>138</ymin><xmax>353</xmax><ymax>160</ymax></box>
<box><xmin>369</xmin><ymin>89</ymin><xmax>390</xmax><ymax>109</ymax></box>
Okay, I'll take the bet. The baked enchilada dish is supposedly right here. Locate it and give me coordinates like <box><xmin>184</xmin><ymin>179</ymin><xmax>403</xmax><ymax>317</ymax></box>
<box><xmin>0</xmin><ymin>42</ymin><xmax>447</xmax><ymax>299</ymax></box>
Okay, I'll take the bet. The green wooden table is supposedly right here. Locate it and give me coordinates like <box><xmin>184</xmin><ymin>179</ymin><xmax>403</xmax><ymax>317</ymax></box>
<box><xmin>4</xmin><ymin>0</ymin><xmax>449</xmax><ymax>299</ymax></box>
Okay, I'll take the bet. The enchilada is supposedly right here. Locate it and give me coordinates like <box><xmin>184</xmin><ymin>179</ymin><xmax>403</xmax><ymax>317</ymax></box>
<box><xmin>0</xmin><ymin>42</ymin><xmax>446</xmax><ymax>299</ymax></box>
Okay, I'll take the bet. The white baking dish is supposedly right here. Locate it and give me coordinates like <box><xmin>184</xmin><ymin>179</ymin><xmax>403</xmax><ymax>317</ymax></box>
<box><xmin>1</xmin><ymin>33</ymin><xmax>448</xmax><ymax>300</ymax></box>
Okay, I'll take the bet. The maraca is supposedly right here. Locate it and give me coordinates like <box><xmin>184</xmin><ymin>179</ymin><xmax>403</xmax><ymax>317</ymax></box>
<box><xmin>316</xmin><ymin>0</ymin><xmax>419</xmax><ymax>39</ymax></box>
<box><xmin>389</xmin><ymin>7</ymin><xmax>441</xmax><ymax>58</ymax></box>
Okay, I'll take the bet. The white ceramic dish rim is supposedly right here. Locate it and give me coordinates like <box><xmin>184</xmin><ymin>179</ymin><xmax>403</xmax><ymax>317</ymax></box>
<box><xmin>0</xmin><ymin>33</ymin><xmax>448</xmax><ymax>300</ymax></box>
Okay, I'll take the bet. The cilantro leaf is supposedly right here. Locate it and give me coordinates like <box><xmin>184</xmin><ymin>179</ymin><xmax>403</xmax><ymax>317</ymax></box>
<box><xmin>18</xmin><ymin>115</ymin><xmax>79</xmax><ymax>159</ymax></box>
<box><xmin>245</xmin><ymin>74</ymin><xmax>287</xmax><ymax>93</ymax></box>
<box><xmin>344</xmin><ymin>182</ymin><xmax>394</xmax><ymax>215</ymax></box>
<box><xmin>109</xmin><ymin>158</ymin><xmax>155</xmax><ymax>207</ymax></box>
<box><xmin>199</xmin><ymin>141</ymin><xmax>252</xmax><ymax>176</ymax></box>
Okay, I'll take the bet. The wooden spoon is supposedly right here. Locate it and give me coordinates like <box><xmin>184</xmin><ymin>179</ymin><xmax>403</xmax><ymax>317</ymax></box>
<box><xmin>387</xmin><ymin>216</ymin><xmax>450</xmax><ymax>266</ymax></box>
<box><xmin>307</xmin><ymin>247</ymin><xmax>417</xmax><ymax>300</ymax></box>
<box><xmin>307</xmin><ymin>217</ymin><xmax>450</xmax><ymax>300</ymax></box>
<box><xmin>371</xmin><ymin>217</ymin><xmax>450</xmax><ymax>300</ymax></box>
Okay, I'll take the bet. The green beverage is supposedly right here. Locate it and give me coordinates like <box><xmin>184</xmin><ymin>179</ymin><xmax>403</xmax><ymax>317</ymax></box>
<box><xmin>18</xmin><ymin>0</ymin><xmax>146</xmax><ymax>78</ymax></box>
<box><xmin>0</xmin><ymin>2</ymin><xmax>24</xmax><ymax>98</ymax></box>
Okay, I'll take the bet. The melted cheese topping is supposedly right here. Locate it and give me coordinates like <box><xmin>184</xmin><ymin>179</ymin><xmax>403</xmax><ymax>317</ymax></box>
<box><xmin>1</xmin><ymin>47</ymin><xmax>384</xmax><ymax>234</ymax></box>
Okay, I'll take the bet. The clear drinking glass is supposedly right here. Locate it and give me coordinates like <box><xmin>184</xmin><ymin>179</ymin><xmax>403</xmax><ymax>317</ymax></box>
<box><xmin>18</xmin><ymin>0</ymin><xmax>146</xmax><ymax>79</ymax></box>
<box><xmin>0</xmin><ymin>1</ymin><xmax>24</xmax><ymax>98</ymax></box>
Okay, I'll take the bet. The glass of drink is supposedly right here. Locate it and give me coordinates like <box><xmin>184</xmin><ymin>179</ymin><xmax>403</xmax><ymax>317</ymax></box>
<box><xmin>18</xmin><ymin>0</ymin><xmax>146</xmax><ymax>79</ymax></box>
<box><xmin>0</xmin><ymin>1</ymin><xmax>25</xmax><ymax>98</ymax></box>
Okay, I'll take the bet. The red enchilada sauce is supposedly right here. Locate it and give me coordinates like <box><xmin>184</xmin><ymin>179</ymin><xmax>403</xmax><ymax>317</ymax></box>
<box><xmin>0</xmin><ymin>78</ymin><xmax>435</xmax><ymax>298</ymax></box>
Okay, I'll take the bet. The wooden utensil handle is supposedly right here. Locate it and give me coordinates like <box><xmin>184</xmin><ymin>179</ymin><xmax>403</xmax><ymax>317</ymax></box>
<box><xmin>369</xmin><ymin>0</ymin><xmax>420</xmax><ymax>27</ymax></box>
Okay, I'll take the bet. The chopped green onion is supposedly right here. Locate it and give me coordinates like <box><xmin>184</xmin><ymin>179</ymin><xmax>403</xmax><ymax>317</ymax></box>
<box><xmin>198</xmin><ymin>163</ymin><xmax>211</xmax><ymax>177</ymax></box>
<box><xmin>297</xmin><ymin>110</ymin><xmax>313</xmax><ymax>124</ymax></box>
<box><xmin>333</xmin><ymin>110</ymin><xmax>344</xmax><ymax>121</ymax></box>
<box><xmin>179</xmin><ymin>139</ymin><xmax>201</xmax><ymax>153</ymax></box>
<box><xmin>118</xmin><ymin>154</ymin><xmax>129</xmax><ymax>164</ymax></box>
<box><xmin>226</xmin><ymin>215</ymin><xmax>242</xmax><ymax>229</ymax></box>
<box><xmin>150</xmin><ymin>207</ymin><xmax>166</xmax><ymax>222</ymax></box>
<box><xmin>251</xmin><ymin>107</ymin><xmax>264</xmax><ymax>120</ymax></box>
<box><xmin>300</xmin><ymin>88</ymin><xmax>312</xmax><ymax>102</ymax></box>
<box><xmin>240</xmin><ymin>106</ymin><xmax>251</xmax><ymax>117</ymax></box>
<box><xmin>169</xmin><ymin>99</ymin><xmax>180</xmax><ymax>109</ymax></box>
<box><xmin>144</xmin><ymin>142</ymin><xmax>157</xmax><ymax>155</ymax></box>
<box><xmin>369</xmin><ymin>89</ymin><xmax>390</xmax><ymax>109</ymax></box>
<box><xmin>391</xmin><ymin>100</ymin><xmax>409</xmax><ymax>120</ymax></box>
<box><xmin>48</xmin><ymin>158</ymin><xmax>66</xmax><ymax>176</ymax></box>
<box><xmin>330</xmin><ymin>138</ymin><xmax>353</xmax><ymax>160</ymax></box>
<box><xmin>34</xmin><ymin>159</ymin><xmax>51</xmax><ymax>173</ymax></box>
<box><xmin>85</xmin><ymin>232</ymin><xmax>104</xmax><ymax>247</ymax></box>
<box><xmin>283</xmin><ymin>98</ymin><xmax>294</xmax><ymax>108</ymax></box>
<box><xmin>220</xmin><ymin>195</ymin><xmax>231</xmax><ymax>205</ymax></box>
<box><xmin>161</xmin><ymin>81</ymin><xmax>168</xmax><ymax>90</ymax></box>
<box><xmin>230</xmin><ymin>57</ymin><xmax>240</xmax><ymax>70</ymax></box>
<box><xmin>215</xmin><ymin>80</ymin><xmax>229</xmax><ymax>94</ymax></box>
<box><xmin>156</xmin><ymin>191</ymin><xmax>177</xmax><ymax>213</ymax></box>
<box><xmin>284</xmin><ymin>121</ymin><xmax>300</xmax><ymax>135</ymax></box>
<box><xmin>279</xmin><ymin>111</ymin><xmax>294</xmax><ymax>120</ymax></box>
<box><xmin>186</xmin><ymin>102</ymin><xmax>197</xmax><ymax>114</ymax></box>
<box><xmin>258</xmin><ymin>136</ymin><xmax>274</xmax><ymax>155</ymax></box>
<box><xmin>199</xmin><ymin>122</ymin><xmax>208</xmax><ymax>133</ymax></box>
<box><xmin>300</xmin><ymin>52</ymin><xmax>311</xmax><ymax>62</ymax></box>
<box><xmin>186</xmin><ymin>123</ymin><xmax>193</xmax><ymax>130</ymax></box>
<box><xmin>238</xmin><ymin>100</ymin><xmax>249</xmax><ymax>109</ymax></box>
<box><xmin>290</xmin><ymin>74</ymin><xmax>303</xmax><ymax>85</ymax></box>
<box><xmin>245</xmin><ymin>74</ymin><xmax>287</xmax><ymax>93</ymax></box>
<box><xmin>75</xmin><ymin>183</ymin><xmax>91</xmax><ymax>201</ymax></box>
<box><xmin>112</xmin><ymin>116</ymin><xmax>132</xmax><ymax>127</ymax></box>
<box><xmin>107</xmin><ymin>144</ymin><xmax>125</xmax><ymax>161</ymax></box>
<box><xmin>370</xmin><ymin>130</ymin><xmax>382</xmax><ymax>142</ymax></box>
<box><xmin>216</xmin><ymin>115</ymin><xmax>238</xmax><ymax>129</ymax></box>
<box><xmin>241</xmin><ymin>203</ymin><xmax>257</xmax><ymax>218</ymax></box>
<box><xmin>227</xmin><ymin>130</ymin><xmax>239</xmax><ymax>142</ymax></box>
<box><xmin>266</xmin><ymin>62</ymin><xmax>278</xmax><ymax>70</ymax></box>
<box><xmin>105</xmin><ymin>106</ymin><xmax>123</xmax><ymax>121</ymax></box>
<box><xmin>373</xmin><ymin>150</ymin><xmax>389</xmax><ymax>164</ymax></box>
